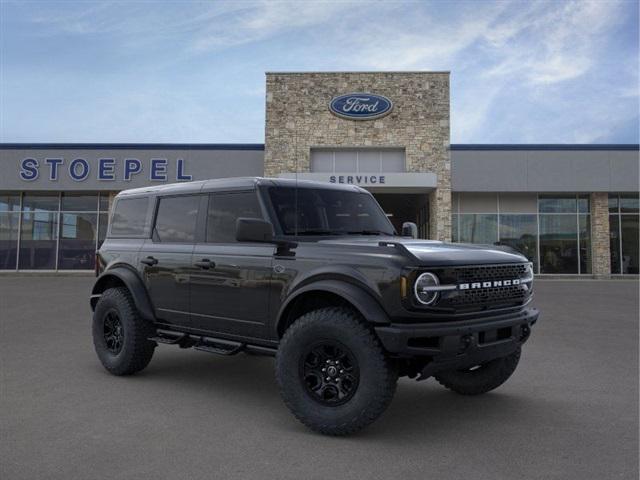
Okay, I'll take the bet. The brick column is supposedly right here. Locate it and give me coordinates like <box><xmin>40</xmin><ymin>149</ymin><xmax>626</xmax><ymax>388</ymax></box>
<box><xmin>429</xmin><ymin>188</ymin><xmax>451</xmax><ymax>242</ymax></box>
<box><xmin>591</xmin><ymin>192</ymin><xmax>611</xmax><ymax>277</ymax></box>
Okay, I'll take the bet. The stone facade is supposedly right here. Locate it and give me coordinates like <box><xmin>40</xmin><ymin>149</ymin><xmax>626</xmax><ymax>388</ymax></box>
<box><xmin>591</xmin><ymin>192</ymin><xmax>611</xmax><ymax>277</ymax></box>
<box><xmin>264</xmin><ymin>72</ymin><xmax>451</xmax><ymax>241</ymax></box>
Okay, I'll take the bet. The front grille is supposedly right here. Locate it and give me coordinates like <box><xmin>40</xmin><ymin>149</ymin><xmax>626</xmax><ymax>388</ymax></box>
<box><xmin>448</xmin><ymin>284</ymin><xmax>526</xmax><ymax>306</ymax></box>
<box><xmin>454</xmin><ymin>264</ymin><xmax>528</xmax><ymax>283</ymax></box>
<box><xmin>425</xmin><ymin>263</ymin><xmax>532</xmax><ymax>312</ymax></box>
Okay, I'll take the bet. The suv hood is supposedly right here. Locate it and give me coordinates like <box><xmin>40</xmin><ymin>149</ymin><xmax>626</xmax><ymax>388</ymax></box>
<box><xmin>317</xmin><ymin>236</ymin><xmax>527</xmax><ymax>266</ymax></box>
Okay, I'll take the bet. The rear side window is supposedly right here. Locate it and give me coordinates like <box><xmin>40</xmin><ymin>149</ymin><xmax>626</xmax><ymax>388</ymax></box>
<box><xmin>154</xmin><ymin>195</ymin><xmax>200</xmax><ymax>243</ymax></box>
<box><xmin>207</xmin><ymin>192</ymin><xmax>262</xmax><ymax>243</ymax></box>
<box><xmin>110</xmin><ymin>197</ymin><xmax>150</xmax><ymax>237</ymax></box>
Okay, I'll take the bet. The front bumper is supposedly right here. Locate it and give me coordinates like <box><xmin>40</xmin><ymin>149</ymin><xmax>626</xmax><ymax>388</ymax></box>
<box><xmin>375</xmin><ymin>307</ymin><xmax>539</xmax><ymax>377</ymax></box>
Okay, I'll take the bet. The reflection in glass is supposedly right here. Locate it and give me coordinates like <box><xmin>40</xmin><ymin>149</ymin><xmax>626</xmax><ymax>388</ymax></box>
<box><xmin>451</xmin><ymin>214</ymin><xmax>459</xmax><ymax>242</ymax></box>
<box><xmin>608</xmin><ymin>194</ymin><xmax>619</xmax><ymax>213</ymax></box>
<box><xmin>539</xmin><ymin>215</ymin><xmax>578</xmax><ymax>273</ymax></box>
<box><xmin>0</xmin><ymin>212</ymin><xmax>19</xmax><ymax>269</ymax></box>
<box><xmin>458</xmin><ymin>214</ymin><xmax>498</xmax><ymax>245</ymax></box>
<box><xmin>579</xmin><ymin>215</ymin><xmax>591</xmax><ymax>274</ymax></box>
<box><xmin>620</xmin><ymin>215</ymin><xmax>639</xmax><ymax>274</ymax></box>
<box><xmin>620</xmin><ymin>194</ymin><xmax>639</xmax><ymax>214</ymax></box>
<box><xmin>58</xmin><ymin>213</ymin><xmax>97</xmax><ymax>269</ymax></box>
<box><xmin>22</xmin><ymin>193</ymin><xmax>59</xmax><ymax>212</ymax></box>
<box><xmin>609</xmin><ymin>215</ymin><xmax>621</xmax><ymax>274</ymax></box>
<box><xmin>99</xmin><ymin>193</ymin><xmax>111</xmax><ymax>212</ymax></box>
<box><xmin>0</xmin><ymin>192</ymin><xmax>21</xmax><ymax>212</ymax></box>
<box><xmin>19</xmin><ymin>212</ymin><xmax>58</xmax><ymax>269</ymax></box>
<box><xmin>538</xmin><ymin>196</ymin><xmax>577</xmax><ymax>213</ymax></box>
<box><xmin>61</xmin><ymin>193</ymin><xmax>99</xmax><ymax>211</ymax></box>
<box><xmin>578</xmin><ymin>195</ymin><xmax>590</xmax><ymax>214</ymax></box>
<box><xmin>499</xmin><ymin>214</ymin><xmax>538</xmax><ymax>272</ymax></box>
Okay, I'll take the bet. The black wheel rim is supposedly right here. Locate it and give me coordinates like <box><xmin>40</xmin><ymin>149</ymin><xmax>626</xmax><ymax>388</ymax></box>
<box><xmin>103</xmin><ymin>309</ymin><xmax>124</xmax><ymax>354</ymax></box>
<box><xmin>300</xmin><ymin>341</ymin><xmax>359</xmax><ymax>406</ymax></box>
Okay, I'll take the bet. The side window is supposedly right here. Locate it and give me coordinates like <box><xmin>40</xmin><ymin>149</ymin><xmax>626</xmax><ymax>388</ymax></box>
<box><xmin>153</xmin><ymin>195</ymin><xmax>200</xmax><ymax>243</ymax></box>
<box><xmin>110</xmin><ymin>197</ymin><xmax>150</xmax><ymax>237</ymax></box>
<box><xmin>207</xmin><ymin>192</ymin><xmax>262</xmax><ymax>243</ymax></box>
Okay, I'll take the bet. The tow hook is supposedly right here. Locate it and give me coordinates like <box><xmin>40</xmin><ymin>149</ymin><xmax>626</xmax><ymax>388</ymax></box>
<box><xmin>459</xmin><ymin>334</ymin><xmax>473</xmax><ymax>353</ymax></box>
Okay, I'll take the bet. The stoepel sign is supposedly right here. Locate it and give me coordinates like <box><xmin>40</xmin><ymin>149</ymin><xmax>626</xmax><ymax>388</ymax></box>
<box><xmin>19</xmin><ymin>157</ymin><xmax>192</xmax><ymax>182</ymax></box>
<box><xmin>329</xmin><ymin>93</ymin><xmax>393</xmax><ymax>120</ymax></box>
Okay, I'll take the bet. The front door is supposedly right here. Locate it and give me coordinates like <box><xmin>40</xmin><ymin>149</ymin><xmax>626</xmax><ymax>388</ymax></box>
<box><xmin>139</xmin><ymin>194</ymin><xmax>201</xmax><ymax>328</ymax></box>
<box><xmin>190</xmin><ymin>191</ymin><xmax>273</xmax><ymax>340</ymax></box>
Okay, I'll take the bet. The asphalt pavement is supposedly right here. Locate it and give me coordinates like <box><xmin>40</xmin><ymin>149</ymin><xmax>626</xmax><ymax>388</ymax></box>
<box><xmin>1</xmin><ymin>276</ymin><xmax>638</xmax><ymax>480</ymax></box>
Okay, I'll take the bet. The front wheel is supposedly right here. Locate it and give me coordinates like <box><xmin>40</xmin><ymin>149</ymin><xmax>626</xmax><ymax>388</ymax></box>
<box><xmin>434</xmin><ymin>348</ymin><xmax>521</xmax><ymax>395</ymax></box>
<box><xmin>275</xmin><ymin>307</ymin><xmax>398</xmax><ymax>436</ymax></box>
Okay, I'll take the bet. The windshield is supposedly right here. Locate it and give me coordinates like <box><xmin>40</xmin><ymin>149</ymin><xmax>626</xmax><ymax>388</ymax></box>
<box><xmin>267</xmin><ymin>186</ymin><xmax>396</xmax><ymax>236</ymax></box>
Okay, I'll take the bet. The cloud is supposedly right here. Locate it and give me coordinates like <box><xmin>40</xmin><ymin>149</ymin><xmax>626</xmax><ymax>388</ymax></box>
<box><xmin>2</xmin><ymin>0</ymin><xmax>637</xmax><ymax>143</ymax></box>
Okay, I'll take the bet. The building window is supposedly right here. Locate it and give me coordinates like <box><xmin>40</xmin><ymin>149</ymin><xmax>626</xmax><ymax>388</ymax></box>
<box><xmin>310</xmin><ymin>149</ymin><xmax>405</xmax><ymax>173</ymax></box>
<box><xmin>1</xmin><ymin>191</ymin><xmax>111</xmax><ymax>270</ymax></box>
<box><xmin>458</xmin><ymin>214</ymin><xmax>498</xmax><ymax>244</ymax></box>
<box><xmin>537</xmin><ymin>195</ymin><xmax>590</xmax><ymax>274</ymax></box>
<box><xmin>451</xmin><ymin>193</ymin><xmax>591</xmax><ymax>274</ymax></box>
<box><xmin>57</xmin><ymin>193</ymin><xmax>101</xmax><ymax>270</ymax></box>
<box><xmin>0</xmin><ymin>192</ymin><xmax>20</xmax><ymax>270</ymax></box>
<box><xmin>609</xmin><ymin>193</ymin><xmax>639</xmax><ymax>274</ymax></box>
<box><xmin>498</xmin><ymin>214</ymin><xmax>538</xmax><ymax>272</ymax></box>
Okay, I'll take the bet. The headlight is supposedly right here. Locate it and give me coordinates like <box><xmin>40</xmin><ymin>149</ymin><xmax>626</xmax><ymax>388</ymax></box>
<box><xmin>414</xmin><ymin>272</ymin><xmax>440</xmax><ymax>305</ymax></box>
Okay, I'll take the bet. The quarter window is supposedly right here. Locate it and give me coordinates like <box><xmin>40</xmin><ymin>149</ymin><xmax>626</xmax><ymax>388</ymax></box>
<box><xmin>110</xmin><ymin>197</ymin><xmax>150</xmax><ymax>237</ymax></box>
<box><xmin>206</xmin><ymin>192</ymin><xmax>262</xmax><ymax>243</ymax></box>
<box><xmin>153</xmin><ymin>195</ymin><xmax>200</xmax><ymax>243</ymax></box>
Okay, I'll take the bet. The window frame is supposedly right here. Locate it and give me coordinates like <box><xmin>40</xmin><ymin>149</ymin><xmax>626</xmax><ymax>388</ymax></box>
<box><xmin>608</xmin><ymin>193</ymin><xmax>640</xmax><ymax>275</ymax></box>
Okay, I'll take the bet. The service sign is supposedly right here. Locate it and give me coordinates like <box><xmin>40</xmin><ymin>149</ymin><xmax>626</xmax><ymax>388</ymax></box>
<box><xmin>329</xmin><ymin>93</ymin><xmax>393</xmax><ymax>120</ymax></box>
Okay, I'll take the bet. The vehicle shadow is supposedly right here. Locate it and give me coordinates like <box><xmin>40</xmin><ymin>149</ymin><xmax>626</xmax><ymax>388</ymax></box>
<box><xmin>113</xmin><ymin>349</ymin><xmax>560</xmax><ymax>440</ymax></box>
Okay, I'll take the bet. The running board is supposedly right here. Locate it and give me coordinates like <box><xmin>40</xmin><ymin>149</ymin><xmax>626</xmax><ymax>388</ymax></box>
<box><xmin>149</xmin><ymin>329</ymin><xmax>189</xmax><ymax>345</ymax></box>
<box><xmin>194</xmin><ymin>343</ymin><xmax>243</xmax><ymax>356</ymax></box>
<box><xmin>150</xmin><ymin>328</ymin><xmax>277</xmax><ymax>357</ymax></box>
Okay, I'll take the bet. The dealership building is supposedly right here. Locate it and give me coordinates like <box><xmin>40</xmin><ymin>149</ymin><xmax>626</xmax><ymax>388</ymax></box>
<box><xmin>0</xmin><ymin>72</ymin><xmax>638</xmax><ymax>275</ymax></box>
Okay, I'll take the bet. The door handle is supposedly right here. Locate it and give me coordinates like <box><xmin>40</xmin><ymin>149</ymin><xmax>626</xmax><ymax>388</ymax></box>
<box><xmin>141</xmin><ymin>256</ymin><xmax>158</xmax><ymax>266</ymax></box>
<box><xmin>194</xmin><ymin>259</ymin><xmax>215</xmax><ymax>269</ymax></box>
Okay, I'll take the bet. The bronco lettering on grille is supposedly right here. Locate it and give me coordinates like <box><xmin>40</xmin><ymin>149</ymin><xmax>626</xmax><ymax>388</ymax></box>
<box><xmin>458</xmin><ymin>279</ymin><xmax>521</xmax><ymax>290</ymax></box>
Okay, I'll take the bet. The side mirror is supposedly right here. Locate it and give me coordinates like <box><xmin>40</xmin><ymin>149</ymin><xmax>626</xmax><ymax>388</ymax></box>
<box><xmin>236</xmin><ymin>218</ymin><xmax>274</xmax><ymax>243</ymax></box>
<box><xmin>401</xmin><ymin>222</ymin><xmax>418</xmax><ymax>239</ymax></box>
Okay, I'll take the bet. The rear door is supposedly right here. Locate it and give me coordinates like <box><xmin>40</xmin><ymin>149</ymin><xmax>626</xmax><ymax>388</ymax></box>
<box><xmin>190</xmin><ymin>190</ymin><xmax>274</xmax><ymax>339</ymax></box>
<box><xmin>139</xmin><ymin>194</ymin><xmax>202</xmax><ymax>328</ymax></box>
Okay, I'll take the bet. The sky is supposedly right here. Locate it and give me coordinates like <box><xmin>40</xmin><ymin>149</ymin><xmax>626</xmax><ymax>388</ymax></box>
<box><xmin>0</xmin><ymin>0</ymin><xmax>638</xmax><ymax>144</ymax></box>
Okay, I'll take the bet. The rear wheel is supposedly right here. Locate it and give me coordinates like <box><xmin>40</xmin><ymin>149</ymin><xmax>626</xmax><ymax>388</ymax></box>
<box><xmin>276</xmin><ymin>307</ymin><xmax>397</xmax><ymax>436</ymax></box>
<box><xmin>434</xmin><ymin>348</ymin><xmax>521</xmax><ymax>395</ymax></box>
<box><xmin>92</xmin><ymin>287</ymin><xmax>156</xmax><ymax>376</ymax></box>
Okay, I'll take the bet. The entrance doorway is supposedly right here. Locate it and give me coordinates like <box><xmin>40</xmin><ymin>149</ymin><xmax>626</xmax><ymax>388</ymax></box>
<box><xmin>373</xmin><ymin>193</ymin><xmax>429</xmax><ymax>238</ymax></box>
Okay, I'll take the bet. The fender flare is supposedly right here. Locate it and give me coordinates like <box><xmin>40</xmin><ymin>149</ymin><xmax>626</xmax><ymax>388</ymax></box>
<box><xmin>90</xmin><ymin>266</ymin><xmax>155</xmax><ymax>321</ymax></box>
<box><xmin>276</xmin><ymin>279</ymin><xmax>390</xmax><ymax>336</ymax></box>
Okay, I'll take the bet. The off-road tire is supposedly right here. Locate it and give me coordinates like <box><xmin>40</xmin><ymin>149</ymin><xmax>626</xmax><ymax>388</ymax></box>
<box><xmin>92</xmin><ymin>287</ymin><xmax>156</xmax><ymax>376</ymax></box>
<box><xmin>275</xmin><ymin>307</ymin><xmax>398</xmax><ymax>436</ymax></box>
<box><xmin>434</xmin><ymin>347</ymin><xmax>521</xmax><ymax>395</ymax></box>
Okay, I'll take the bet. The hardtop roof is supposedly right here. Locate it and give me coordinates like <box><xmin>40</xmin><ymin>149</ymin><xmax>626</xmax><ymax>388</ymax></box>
<box><xmin>116</xmin><ymin>177</ymin><xmax>367</xmax><ymax>198</ymax></box>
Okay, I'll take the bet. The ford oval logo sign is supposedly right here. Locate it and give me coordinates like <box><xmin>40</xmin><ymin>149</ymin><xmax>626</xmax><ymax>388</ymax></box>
<box><xmin>329</xmin><ymin>93</ymin><xmax>393</xmax><ymax>120</ymax></box>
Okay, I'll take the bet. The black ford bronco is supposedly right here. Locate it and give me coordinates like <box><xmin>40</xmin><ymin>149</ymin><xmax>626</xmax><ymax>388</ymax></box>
<box><xmin>90</xmin><ymin>177</ymin><xmax>538</xmax><ymax>435</ymax></box>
